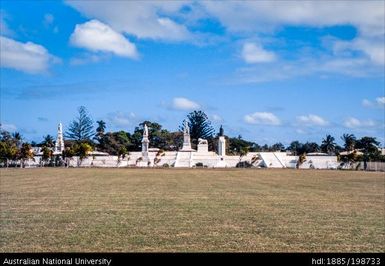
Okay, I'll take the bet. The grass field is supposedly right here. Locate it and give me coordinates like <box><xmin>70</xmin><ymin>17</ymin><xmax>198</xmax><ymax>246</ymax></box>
<box><xmin>0</xmin><ymin>168</ymin><xmax>384</xmax><ymax>252</ymax></box>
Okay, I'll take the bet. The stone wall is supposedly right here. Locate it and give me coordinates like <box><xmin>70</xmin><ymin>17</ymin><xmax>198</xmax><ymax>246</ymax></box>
<box><xmin>19</xmin><ymin>151</ymin><xmax>340</xmax><ymax>170</ymax></box>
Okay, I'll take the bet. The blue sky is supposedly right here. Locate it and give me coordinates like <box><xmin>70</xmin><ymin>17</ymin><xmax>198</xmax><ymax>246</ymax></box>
<box><xmin>0</xmin><ymin>1</ymin><xmax>384</xmax><ymax>146</ymax></box>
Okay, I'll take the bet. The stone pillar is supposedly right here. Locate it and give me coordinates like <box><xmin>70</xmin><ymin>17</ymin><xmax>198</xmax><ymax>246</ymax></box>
<box><xmin>218</xmin><ymin>136</ymin><xmax>226</xmax><ymax>156</ymax></box>
<box><xmin>142</xmin><ymin>124</ymin><xmax>149</xmax><ymax>159</ymax></box>
<box><xmin>218</xmin><ymin>125</ymin><xmax>225</xmax><ymax>156</ymax></box>
<box><xmin>55</xmin><ymin>123</ymin><xmax>65</xmax><ymax>153</ymax></box>
<box><xmin>182</xmin><ymin>133</ymin><xmax>192</xmax><ymax>150</ymax></box>
<box><xmin>181</xmin><ymin>120</ymin><xmax>192</xmax><ymax>151</ymax></box>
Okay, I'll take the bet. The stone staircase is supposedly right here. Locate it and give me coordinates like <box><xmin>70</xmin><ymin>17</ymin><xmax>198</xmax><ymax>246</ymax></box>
<box><xmin>175</xmin><ymin>151</ymin><xmax>193</xmax><ymax>167</ymax></box>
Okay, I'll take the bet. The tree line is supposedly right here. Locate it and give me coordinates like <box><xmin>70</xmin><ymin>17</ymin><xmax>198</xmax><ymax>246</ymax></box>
<box><xmin>0</xmin><ymin>106</ymin><xmax>383</xmax><ymax>167</ymax></box>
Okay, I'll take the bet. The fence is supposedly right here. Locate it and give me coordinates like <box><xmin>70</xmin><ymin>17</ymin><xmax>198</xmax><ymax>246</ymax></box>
<box><xmin>351</xmin><ymin>161</ymin><xmax>385</xmax><ymax>172</ymax></box>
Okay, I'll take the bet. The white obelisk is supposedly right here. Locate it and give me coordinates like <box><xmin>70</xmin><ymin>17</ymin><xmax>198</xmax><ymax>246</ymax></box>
<box><xmin>142</xmin><ymin>124</ymin><xmax>149</xmax><ymax>160</ymax></box>
<box><xmin>55</xmin><ymin>123</ymin><xmax>65</xmax><ymax>153</ymax></box>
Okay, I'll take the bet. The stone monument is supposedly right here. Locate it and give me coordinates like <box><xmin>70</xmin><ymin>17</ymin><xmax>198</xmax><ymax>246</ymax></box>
<box><xmin>181</xmin><ymin>120</ymin><xmax>192</xmax><ymax>151</ymax></box>
<box><xmin>141</xmin><ymin>124</ymin><xmax>149</xmax><ymax>160</ymax></box>
<box><xmin>197</xmin><ymin>138</ymin><xmax>209</xmax><ymax>153</ymax></box>
<box><xmin>218</xmin><ymin>125</ymin><xmax>226</xmax><ymax>156</ymax></box>
<box><xmin>54</xmin><ymin>123</ymin><xmax>65</xmax><ymax>153</ymax></box>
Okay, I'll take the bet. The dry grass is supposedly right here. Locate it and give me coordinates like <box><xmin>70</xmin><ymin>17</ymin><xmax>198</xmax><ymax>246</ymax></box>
<box><xmin>0</xmin><ymin>168</ymin><xmax>384</xmax><ymax>252</ymax></box>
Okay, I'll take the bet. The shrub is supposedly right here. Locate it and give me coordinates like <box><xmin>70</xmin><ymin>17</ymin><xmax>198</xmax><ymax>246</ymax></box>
<box><xmin>236</xmin><ymin>161</ymin><xmax>252</xmax><ymax>168</ymax></box>
<box><xmin>195</xmin><ymin>162</ymin><xmax>204</xmax><ymax>167</ymax></box>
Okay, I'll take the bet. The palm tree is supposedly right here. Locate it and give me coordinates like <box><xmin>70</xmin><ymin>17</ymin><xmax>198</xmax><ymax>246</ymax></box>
<box><xmin>289</xmin><ymin>141</ymin><xmax>303</xmax><ymax>155</ymax></box>
<box><xmin>41</xmin><ymin>135</ymin><xmax>55</xmax><ymax>148</ymax></box>
<box><xmin>95</xmin><ymin>120</ymin><xmax>106</xmax><ymax>142</ymax></box>
<box><xmin>341</xmin><ymin>133</ymin><xmax>356</xmax><ymax>152</ymax></box>
<box><xmin>356</xmin><ymin>136</ymin><xmax>380</xmax><ymax>170</ymax></box>
<box><xmin>12</xmin><ymin>132</ymin><xmax>22</xmax><ymax>147</ymax></box>
<box><xmin>321</xmin><ymin>134</ymin><xmax>336</xmax><ymax>155</ymax></box>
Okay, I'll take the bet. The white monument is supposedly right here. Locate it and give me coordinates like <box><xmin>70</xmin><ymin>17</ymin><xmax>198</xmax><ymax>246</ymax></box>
<box><xmin>197</xmin><ymin>138</ymin><xmax>209</xmax><ymax>153</ymax></box>
<box><xmin>181</xmin><ymin>120</ymin><xmax>193</xmax><ymax>151</ymax></box>
<box><xmin>218</xmin><ymin>125</ymin><xmax>226</xmax><ymax>156</ymax></box>
<box><xmin>141</xmin><ymin>124</ymin><xmax>149</xmax><ymax>159</ymax></box>
<box><xmin>54</xmin><ymin>123</ymin><xmax>65</xmax><ymax>153</ymax></box>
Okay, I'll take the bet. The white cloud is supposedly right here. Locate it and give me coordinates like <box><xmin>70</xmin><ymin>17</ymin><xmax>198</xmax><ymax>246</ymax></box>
<box><xmin>333</xmin><ymin>37</ymin><xmax>384</xmax><ymax>66</ymax></box>
<box><xmin>65</xmin><ymin>1</ymin><xmax>384</xmax><ymax>70</ymax></box>
<box><xmin>70</xmin><ymin>20</ymin><xmax>139</xmax><ymax>59</ymax></box>
<box><xmin>241</xmin><ymin>42</ymin><xmax>276</xmax><ymax>63</ymax></box>
<box><xmin>376</xmin><ymin>97</ymin><xmax>385</xmax><ymax>107</ymax></box>
<box><xmin>343</xmin><ymin>117</ymin><xmax>376</xmax><ymax>128</ymax></box>
<box><xmin>0</xmin><ymin>36</ymin><xmax>59</xmax><ymax>74</ymax></box>
<box><xmin>244</xmin><ymin>112</ymin><xmax>281</xmax><ymax>125</ymax></box>
<box><xmin>0</xmin><ymin>123</ymin><xmax>17</xmax><ymax>132</ymax></box>
<box><xmin>362</xmin><ymin>99</ymin><xmax>373</xmax><ymax>107</ymax></box>
<box><xmin>202</xmin><ymin>1</ymin><xmax>384</xmax><ymax>37</ymax></box>
<box><xmin>67</xmin><ymin>1</ymin><xmax>192</xmax><ymax>41</ymax></box>
<box><xmin>296</xmin><ymin>114</ymin><xmax>328</xmax><ymax>126</ymax></box>
<box><xmin>67</xmin><ymin>1</ymin><xmax>384</xmax><ymax>41</ymax></box>
<box><xmin>362</xmin><ymin>96</ymin><xmax>385</xmax><ymax>109</ymax></box>
<box><xmin>210</xmin><ymin>114</ymin><xmax>223</xmax><ymax>122</ymax></box>
<box><xmin>107</xmin><ymin>112</ymin><xmax>136</xmax><ymax>127</ymax></box>
<box><xmin>204</xmin><ymin>2</ymin><xmax>384</xmax><ymax>67</ymax></box>
<box><xmin>172</xmin><ymin>97</ymin><xmax>201</xmax><ymax>110</ymax></box>
<box><xmin>354</xmin><ymin>39</ymin><xmax>384</xmax><ymax>65</ymax></box>
<box><xmin>234</xmin><ymin>56</ymin><xmax>382</xmax><ymax>84</ymax></box>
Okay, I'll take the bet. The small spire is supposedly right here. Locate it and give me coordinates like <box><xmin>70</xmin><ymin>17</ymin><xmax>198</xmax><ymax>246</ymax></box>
<box><xmin>219</xmin><ymin>125</ymin><xmax>224</xmax><ymax>136</ymax></box>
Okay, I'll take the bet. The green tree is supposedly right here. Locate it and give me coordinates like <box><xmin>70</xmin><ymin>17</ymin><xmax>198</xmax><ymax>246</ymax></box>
<box><xmin>65</xmin><ymin>106</ymin><xmax>94</xmax><ymax>141</ymax></box>
<box><xmin>41</xmin><ymin>135</ymin><xmax>55</xmax><ymax>148</ymax></box>
<box><xmin>288</xmin><ymin>141</ymin><xmax>303</xmax><ymax>155</ymax></box>
<box><xmin>94</xmin><ymin>120</ymin><xmax>106</xmax><ymax>143</ymax></box>
<box><xmin>270</xmin><ymin>143</ymin><xmax>285</xmax><ymax>151</ymax></box>
<box><xmin>182</xmin><ymin>111</ymin><xmax>214</xmax><ymax>148</ymax></box>
<box><xmin>12</xmin><ymin>132</ymin><xmax>22</xmax><ymax>147</ymax></box>
<box><xmin>18</xmin><ymin>143</ymin><xmax>34</xmax><ymax>168</ymax></box>
<box><xmin>341</xmin><ymin>133</ymin><xmax>356</xmax><ymax>152</ymax></box>
<box><xmin>160</xmin><ymin>131</ymin><xmax>183</xmax><ymax>151</ymax></box>
<box><xmin>356</xmin><ymin>136</ymin><xmax>380</xmax><ymax>170</ymax></box>
<box><xmin>117</xmin><ymin>146</ymin><xmax>128</xmax><ymax>162</ymax></box>
<box><xmin>75</xmin><ymin>142</ymin><xmax>93</xmax><ymax>166</ymax></box>
<box><xmin>0</xmin><ymin>129</ymin><xmax>17</xmax><ymax>167</ymax></box>
<box><xmin>62</xmin><ymin>147</ymin><xmax>76</xmax><ymax>167</ymax></box>
<box><xmin>135</xmin><ymin>121</ymin><xmax>163</xmax><ymax>148</ymax></box>
<box><xmin>130</xmin><ymin>121</ymin><xmax>182</xmax><ymax>151</ymax></box>
<box><xmin>98</xmin><ymin>131</ymin><xmax>132</xmax><ymax>155</ymax></box>
<box><xmin>321</xmin><ymin>135</ymin><xmax>336</xmax><ymax>155</ymax></box>
<box><xmin>228</xmin><ymin>135</ymin><xmax>255</xmax><ymax>155</ymax></box>
<box><xmin>0</xmin><ymin>141</ymin><xmax>18</xmax><ymax>167</ymax></box>
<box><xmin>303</xmin><ymin>142</ymin><xmax>320</xmax><ymax>153</ymax></box>
<box><xmin>339</xmin><ymin>150</ymin><xmax>360</xmax><ymax>168</ymax></box>
<box><xmin>41</xmin><ymin>146</ymin><xmax>53</xmax><ymax>166</ymax></box>
<box><xmin>296</xmin><ymin>153</ymin><xmax>307</xmax><ymax>169</ymax></box>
